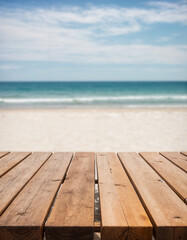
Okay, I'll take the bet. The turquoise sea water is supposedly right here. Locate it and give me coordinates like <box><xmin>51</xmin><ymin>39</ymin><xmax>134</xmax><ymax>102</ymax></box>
<box><xmin>0</xmin><ymin>81</ymin><xmax>187</xmax><ymax>108</ymax></box>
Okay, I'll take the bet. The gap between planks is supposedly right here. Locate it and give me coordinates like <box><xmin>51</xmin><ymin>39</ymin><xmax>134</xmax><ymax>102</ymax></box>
<box><xmin>0</xmin><ymin>152</ymin><xmax>10</xmax><ymax>158</ymax></box>
<box><xmin>160</xmin><ymin>152</ymin><xmax>187</xmax><ymax>173</ymax></box>
<box><xmin>0</xmin><ymin>152</ymin><xmax>31</xmax><ymax>178</ymax></box>
<box><xmin>140</xmin><ymin>152</ymin><xmax>187</xmax><ymax>203</ymax></box>
<box><xmin>0</xmin><ymin>152</ymin><xmax>52</xmax><ymax>216</ymax></box>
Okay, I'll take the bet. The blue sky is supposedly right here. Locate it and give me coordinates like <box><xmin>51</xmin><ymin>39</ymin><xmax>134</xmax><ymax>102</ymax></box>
<box><xmin>0</xmin><ymin>0</ymin><xmax>187</xmax><ymax>81</ymax></box>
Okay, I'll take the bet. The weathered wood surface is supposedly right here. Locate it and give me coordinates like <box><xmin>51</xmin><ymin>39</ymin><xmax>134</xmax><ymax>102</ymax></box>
<box><xmin>0</xmin><ymin>152</ymin><xmax>31</xmax><ymax>177</ymax></box>
<box><xmin>45</xmin><ymin>152</ymin><xmax>95</xmax><ymax>240</ymax></box>
<box><xmin>160</xmin><ymin>152</ymin><xmax>187</xmax><ymax>172</ymax></box>
<box><xmin>0</xmin><ymin>152</ymin><xmax>73</xmax><ymax>240</ymax></box>
<box><xmin>97</xmin><ymin>153</ymin><xmax>152</xmax><ymax>240</ymax></box>
<box><xmin>140</xmin><ymin>152</ymin><xmax>187</xmax><ymax>203</ymax></box>
<box><xmin>0</xmin><ymin>151</ymin><xmax>187</xmax><ymax>240</ymax></box>
<box><xmin>0</xmin><ymin>152</ymin><xmax>9</xmax><ymax>158</ymax></box>
<box><xmin>118</xmin><ymin>152</ymin><xmax>187</xmax><ymax>240</ymax></box>
<box><xmin>0</xmin><ymin>152</ymin><xmax>51</xmax><ymax>215</ymax></box>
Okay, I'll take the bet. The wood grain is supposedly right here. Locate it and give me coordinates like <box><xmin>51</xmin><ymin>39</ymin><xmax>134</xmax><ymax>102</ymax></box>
<box><xmin>97</xmin><ymin>153</ymin><xmax>152</xmax><ymax>240</ymax></box>
<box><xmin>160</xmin><ymin>152</ymin><xmax>187</xmax><ymax>172</ymax></box>
<box><xmin>0</xmin><ymin>152</ymin><xmax>73</xmax><ymax>240</ymax></box>
<box><xmin>45</xmin><ymin>152</ymin><xmax>95</xmax><ymax>240</ymax></box>
<box><xmin>97</xmin><ymin>153</ymin><xmax>128</xmax><ymax>240</ymax></box>
<box><xmin>0</xmin><ymin>152</ymin><xmax>31</xmax><ymax>177</ymax></box>
<box><xmin>118</xmin><ymin>152</ymin><xmax>187</xmax><ymax>240</ymax></box>
<box><xmin>140</xmin><ymin>152</ymin><xmax>187</xmax><ymax>203</ymax></box>
<box><xmin>0</xmin><ymin>152</ymin><xmax>51</xmax><ymax>215</ymax></box>
<box><xmin>0</xmin><ymin>152</ymin><xmax>9</xmax><ymax>158</ymax></box>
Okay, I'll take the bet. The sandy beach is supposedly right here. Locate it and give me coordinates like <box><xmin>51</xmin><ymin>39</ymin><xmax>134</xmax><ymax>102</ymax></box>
<box><xmin>0</xmin><ymin>107</ymin><xmax>186</xmax><ymax>152</ymax></box>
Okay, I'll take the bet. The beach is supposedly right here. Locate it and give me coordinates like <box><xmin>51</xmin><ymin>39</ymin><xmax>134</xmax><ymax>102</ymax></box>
<box><xmin>1</xmin><ymin>2</ymin><xmax>187</xmax><ymax>239</ymax></box>
<box><xmin>0</xmin><ymin>107</ymin><xmax>187</xmax><ymax>152</ymax></box>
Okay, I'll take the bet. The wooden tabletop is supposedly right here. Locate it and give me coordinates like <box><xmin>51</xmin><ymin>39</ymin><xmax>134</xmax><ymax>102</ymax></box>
<box><xmin>0</xmin><ymin>152</ymin><xmax>186</xmax><ymax>240</ymax></box>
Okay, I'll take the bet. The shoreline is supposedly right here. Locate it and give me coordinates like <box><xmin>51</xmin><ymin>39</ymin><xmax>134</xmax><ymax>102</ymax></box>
<box><xmin>0</xmin><ymin>106</ymin><xmax>187</xmax><ymax>112</ymax></box>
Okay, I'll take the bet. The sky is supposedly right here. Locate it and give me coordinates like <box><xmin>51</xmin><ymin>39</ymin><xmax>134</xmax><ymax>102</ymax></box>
<box><xmin>0</xmin><ymin>0</ymin><xmax>187</xmax><ymax>81</ymax></box>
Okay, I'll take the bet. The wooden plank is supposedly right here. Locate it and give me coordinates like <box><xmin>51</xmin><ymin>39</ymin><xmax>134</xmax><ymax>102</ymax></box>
<box><xmin>97</xmin><ymin>153</ymin><xmax>152</xmax><ymax>240</ymax></box>
<box><xmin>181</xmin><ymin>152</ymin><xmax>187</xmax><ymax>157</ymax></box>
<box><xmin>45</xmin><ymin>152</ymin><xmax>95</xmax><ymax>240</ymax></box>
<box><xmin>0</xmin><ymin>152</ymin><xmax>51</xmax><ymax>215</ymax></box>
<box><xmin>97</xmin><ymin>153</ymin><xmax>128</xmax><ymax>240</ymax></box>
<box><xmin>0</xmin><ymin>152</ymin><xmax>31</xmax><ymax>177</ymax></box>
<box><xmin>118</xmin><ymin>152</ymin><xmax>187</xmax><ymax>240</ymax></box>
<box><xmin>140</xmin><ymin>152</ymin><xmax>187</xmax><ymax>203</ymax></box>
<box><xmin>160</xmin><ymin>152</ymin><xmax>187</xmax><ymax>172</ymax></box>
<box><xmin>0</xmin><ymin>152</ymin><xmax>73</xmax><ymax>240</ymax></box>
<box><xmin>0</xmin><ymin>152</ymin><xmax>9</xmax><ymax>158</ymax></box>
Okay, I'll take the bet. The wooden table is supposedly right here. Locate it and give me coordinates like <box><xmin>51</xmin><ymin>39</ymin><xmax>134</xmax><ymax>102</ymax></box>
<box><xmin>0</xmin><ymin>152</ymin><xmax>186</xmax><ymax>240</ymax></box>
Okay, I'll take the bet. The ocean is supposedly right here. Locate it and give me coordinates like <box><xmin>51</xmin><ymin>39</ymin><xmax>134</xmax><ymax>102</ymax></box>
<box><xmin>0</xmin><ymin>81</ymin><xmax>187</xmax><ymax>109</ymax></box>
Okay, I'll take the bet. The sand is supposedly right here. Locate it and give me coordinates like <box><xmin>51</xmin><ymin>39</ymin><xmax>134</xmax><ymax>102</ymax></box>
<box><xmin>0</xmin><ymin>108</ymin><xmax>187</xmax><ymax>152</ymax></box>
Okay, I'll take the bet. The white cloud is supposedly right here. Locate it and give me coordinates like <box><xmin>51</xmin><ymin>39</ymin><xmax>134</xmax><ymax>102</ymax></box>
<box><xmin>0</xmin><ymin>1</ymin><xmax>187</xmax><ymax>65</ymax></box>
